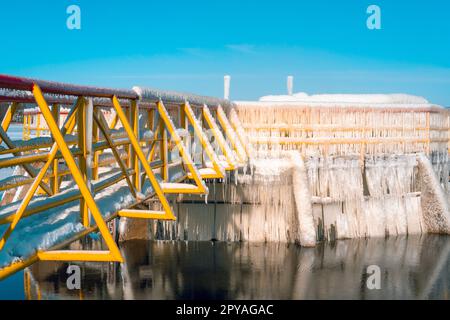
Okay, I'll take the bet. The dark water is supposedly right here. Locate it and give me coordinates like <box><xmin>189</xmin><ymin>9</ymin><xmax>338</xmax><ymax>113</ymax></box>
<box><xmin>3</xmin><ymin>235</ymin><xmax>449</xmax><ymax>300</ymax></box>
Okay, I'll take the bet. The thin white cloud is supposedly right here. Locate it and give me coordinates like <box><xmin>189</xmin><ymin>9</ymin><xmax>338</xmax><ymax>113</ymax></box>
<box><xmin>177</xmin><ymin>47</ymin><xmax>210</xmax><ymax>58</ymax></box>
<box><xmin>225</xmin><ymin>44</ymin><xmax>255</xmax><ymax>54</ymax></box>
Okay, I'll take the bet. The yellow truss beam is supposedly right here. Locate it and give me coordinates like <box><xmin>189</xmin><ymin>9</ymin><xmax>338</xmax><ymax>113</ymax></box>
<box><xmin>130</xmin><ymin>100</ymin><xmax>141</xmax><ymax>192</ymax></box>
<box><xmin>118</xmin><ymin>209</ymin><xmax>173</xmax><ymax>220</ymax></box>
<box><xmin>156</xmin><ymin>100</ymin><xmax>207</xmax><ymax>194</ymax></box>
<box><xmin>93</xmin><ymin>112</ymin><xmax>138</xmax><ymax>199</ymax></box>
<box><xmin>32</xmin><ymin>84</ymin><xmax>123</xmax><ymax>263</ymax></box>
<box><xmin>51</xmin><ymin>104</ymin><xmax>60</xmax><ymax>194</ymax></box>
<box><xmin>112</xmin><ymin>96</ymin><xmax>175</xmax><ymax>220</ymax></box>
<box><xmin>229</xmin><ymin>108</ymin><xmax>254</xmax><ymax>159</ymax></box>
<box><xmin>202</xmin><ymin>105</ymin><xmax>237</xmax><ymax>170</ymax></box>
<box><xmin>77</xmin><ymin>98</ymin><xmax>89</xmax><ymax>226</ymax></box>
<box><xmin>183</xmin><ymin>102</ymin><xmax>225</xmax><ymax>179</ymax></box>
<box><xmin>216</xmin><ymin>105</ymin><xmax>247</xmax><ymax>164</ymax></box>
<box><xmin>0</xmin><ymin>98</ymin><xmax>79</xmax><ymax>251</ymax></box>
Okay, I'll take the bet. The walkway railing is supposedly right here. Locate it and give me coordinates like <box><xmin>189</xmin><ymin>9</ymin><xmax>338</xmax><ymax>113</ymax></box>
<box><xmin>0</xmin><ymin>74</ymin><xmax>250</xmax><ymax>280</ymax></box>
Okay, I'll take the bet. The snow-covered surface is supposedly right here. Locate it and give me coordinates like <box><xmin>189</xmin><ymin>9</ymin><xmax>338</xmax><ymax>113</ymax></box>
<box><xmin>161</xmin><ymin>182</ymin><xmax>198</xmax><ymax>190</ymax></box>
<box><xmin>205</xmin><ymin>160</ymin><xmax>232</xmax><ymax>170</ymax></box>
<box><xmin>198</xmin><ymin>168</ymin><xmax>218</xmax><ymax>176</ymax></box>
<box><xmin>236</xmin><ymin>92</ymin><xmax>444</xmax><ymax>109</ymax></box>
<box><xmin>260</xmin><ymin>92</ymin><xmax>429</xmax><ymax>104</ymax></box>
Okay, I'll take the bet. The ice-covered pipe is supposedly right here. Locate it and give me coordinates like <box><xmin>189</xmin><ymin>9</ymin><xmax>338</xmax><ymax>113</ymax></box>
<box><xmin>0</xmin><ymin>74</ymin><xmax>137</xmax><ymax>99</ymax></box>
<box><xmin>133</xmin><ymin>86</ymin><xmax>235</xmax><ymax>109</ymax></box>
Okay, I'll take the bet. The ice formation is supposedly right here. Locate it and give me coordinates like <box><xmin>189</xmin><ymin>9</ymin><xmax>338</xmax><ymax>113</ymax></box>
<box><xmin>2</xmin><ymin>87</ymin><xmax>450</xmax><ymax>273</ymax></box>
<box><xmin>120</xmin><ymin>93</ymin><xmax>450</xmax><ymax>246</ymax></box>
<box><xmin>258</xmin><ymin>92</ymin><xmax>431</xmax><ymax>106</ymax></box>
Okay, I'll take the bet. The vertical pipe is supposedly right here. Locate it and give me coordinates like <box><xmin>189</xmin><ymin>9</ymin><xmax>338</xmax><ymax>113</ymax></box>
<box><xmin>125</xmin><ymin>106</ymin><xmax>131</xmax><ymax>167</ymax></box>
<box><xmin>92</xmin><ymin>107</ymin><xmax>99</xmax><ymax>180</ymax></box>
<box><xmin>179</xmin><ymin>103</ymin><xmax>190</xmax><ymax>161</ymax></box>
<box><xmin>85</xmin><ymin>99</ymin><xmax>94</xmax><ymax>225</ymax></box>
<box><xmin>36</xmin><ymin>113</ymin><xmax>41</xmax><ymax>137</ymax></box>
<box><xmin>23</xmin><ymin>113</ymin><xmax>27</xmax><ymax>140</ymax></box>
<box><xmin>26</xmin><ymin>114</ymin><xmax>30</xmax><ymax>140</ymax></box>
<box><xmin>77</xmin><ymin>98</ymin><xmax>89</xmax><ymax>227</ymax></box>
<box><xmin>51</xmin><ymin>104</ymin><xmax>60</xmax><ymax>194</ymax></box>
<box><xmin>131</xmin><ymin>100</ymin><xmax>141</xmax><ymax>192</ymax></box>
<box><xmin>159</xmin><ymin>116</ymin><xmax>168</xmax><ymax>181</ymax></box>
<box><xmin>147</xmin><ymin>108</ymin><xmax>155</xmax><ymax>150</ymax></box>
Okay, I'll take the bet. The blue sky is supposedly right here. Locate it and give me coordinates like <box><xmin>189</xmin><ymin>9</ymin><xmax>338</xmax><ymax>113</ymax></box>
<box><xmin>1</xmin><ymin>0</ymin><xmax>449</xmax><ymax>105</ymax></box>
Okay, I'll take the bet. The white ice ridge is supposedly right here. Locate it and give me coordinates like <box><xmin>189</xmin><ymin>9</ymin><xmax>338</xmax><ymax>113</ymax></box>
<box><xmin>236</xmin><ymin>92</ymin><xmax>443</xmax><ymax>109</ymax></box>
<box><xmin>416</xmin><ymin>153</ymin><xmax>450</xmax><ymax>233</ymax></box>
<box><xmin>259</xmin><ymin>92</ymin><xmax>429</xmax><ymax>104</ymax></box>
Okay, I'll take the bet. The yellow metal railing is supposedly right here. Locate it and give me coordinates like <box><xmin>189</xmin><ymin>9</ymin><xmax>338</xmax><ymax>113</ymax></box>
<box><xmin>0</xmin><ymin>74</ymin><xmax>250</xmax><ymax>280</ymax></box>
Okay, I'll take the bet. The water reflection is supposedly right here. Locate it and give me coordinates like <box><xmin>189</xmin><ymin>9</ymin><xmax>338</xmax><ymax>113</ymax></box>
<box><xmin>25</xmin><ymin>235</ymin><xmax>450</xmax><ymax>299</ymax></box>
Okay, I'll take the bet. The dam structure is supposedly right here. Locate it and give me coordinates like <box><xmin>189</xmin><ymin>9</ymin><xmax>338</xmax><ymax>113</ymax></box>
<box><xmin>0</xmin><ymin>74</ymin><xmax>450</xmax><ymax>280</ymax></box>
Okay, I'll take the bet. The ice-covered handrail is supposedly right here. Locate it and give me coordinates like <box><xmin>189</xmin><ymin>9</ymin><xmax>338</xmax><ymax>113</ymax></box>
<box><xmin>133</xmin><ymin>86</ymin><xmax>235</xmax><ymax>109</ymax></box>
<box><xmin>0</xmin><ymin>74</ymin><xmax>137</xmax><ymax>99</ymax></box>
<box><xmin>0</xmin><ymin>75</ymin><xmax>237</xmax><ymax>110</ymax></box>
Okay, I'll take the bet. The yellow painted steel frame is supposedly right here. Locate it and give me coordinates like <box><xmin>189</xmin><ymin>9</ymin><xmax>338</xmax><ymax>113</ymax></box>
<box><xmin>159</xmin><ymin>115</ymin><xmax>169</xmax><ymax>181</ymax></box>
<box><xmin>32</xmin><ymin>85</ymin><xmax>123</xmax><ymax>263</ymax></box>
<box><xmin>0</xmin><ymin>98</ymin><xmax>80</xmax><ymax>250</ymax></box>
<box><xmin>109</xmin><ymin>113</ymin><xmax>119</xmax><ymax>130</ymax></box>
<box><xmin>216</xmin><ymin>105</ymin><xmax>247</xmax><ymax>164</ymax></box>
<box><xmin>51</xmin><ymin>104</ymin><xmax>60</xmax><ymax>194</ymax></box>
<box><xmin>77</xmin><ymin>98</ymin><xmax>89</xmax><ymax>226</ymax></box>
<box><xmin>130</xmin><ymin>100</ymin><xmax>141</xmax><ymax>192</ymax></box>
<box><xmin>229</xmin><ymin>108</ymin><xmax>254</xmax><ymax>159</ymax></box>
<box><xmin>0</xmin><ymin>102</ymin><xmax>18</xmax><ymax>145</ymax></box>
<box><xmin>156</xmin><ymin>100</ymin><xmax>207</xmax><ymax>194</ymax></box>
<box><xmin>183</xmin><ymin>102</ymin><xmax>225</xmax><ymax>179</ymax></box>
<box><xmin>111</xmin><ymin>96</ymin><xmax>176</xmax><ymax>220</ymax></box>
<box><xmin>93</xmin><ymin>111</ymin><xmax>138</xmax><ymax>199</ymax></box>
<box><xmin>147</xmin><ymin>120</ymin><xmax>160</xmax><ymax>162</ymax></box>
<box><xmin>0</xmin><ymin>124</ymin><xmax>53</xmax><ymax>197</ymax></box>
<box><xmin>0</xmin><ymin>102</ymin><xmax>53</xmax><ymax>196</ymax></box>
<box><xmin>202</xmin><ymin>105</ymin><xmax>238</xmax><ymax>170</ymax></box>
